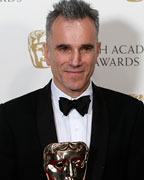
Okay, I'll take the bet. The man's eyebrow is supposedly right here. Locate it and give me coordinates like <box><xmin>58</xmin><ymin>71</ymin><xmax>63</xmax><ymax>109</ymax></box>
<box><xmin>81</xmin><ymin>44</ymin><xmax>94</xmax><ymax>48</ymax></box>
<box><xmin>55</xmin><ymin>44</ymin><xmax>94</xmax><ymax>49</ymax></box>
<box><xmin>55</xmin><ymin>44</ymin><xmax>71</xmax><ymax>49</ymax></box>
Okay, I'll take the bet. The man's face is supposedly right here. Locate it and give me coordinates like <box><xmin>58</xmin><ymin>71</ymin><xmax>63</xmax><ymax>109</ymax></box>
<box><xmin>44</xmin><ymin>16</ymin><xmax>100</xmax><ymax>97</ymax></box>
<box><xmin>44</xmin><ymin>146</ymin><xmax>88</xmax><ymax>180</ymax></box>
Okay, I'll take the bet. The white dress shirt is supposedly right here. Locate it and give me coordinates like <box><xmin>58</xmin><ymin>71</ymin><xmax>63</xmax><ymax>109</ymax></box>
<box><xmin>51</xmin><ymin>80</ymin><xmax>93</xmax><ymax>148</ymax></box>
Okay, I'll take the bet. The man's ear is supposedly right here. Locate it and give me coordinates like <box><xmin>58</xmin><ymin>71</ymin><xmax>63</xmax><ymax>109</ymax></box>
<box><xmin>43</xmin><ymin>43</ymin><xmax>51</xmax><ymax>66</ymax></box>
<box><xmin>95</xmin><ymin>42</ymin><xmax>101</xmax><ymax>63</ymax></box>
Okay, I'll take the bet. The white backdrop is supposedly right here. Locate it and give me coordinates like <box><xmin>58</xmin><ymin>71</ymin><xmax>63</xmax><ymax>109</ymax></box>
<box><xmin>0</xmin><ymin>0</ymin><xmax>144</xmax><ymax>103</ymax></box>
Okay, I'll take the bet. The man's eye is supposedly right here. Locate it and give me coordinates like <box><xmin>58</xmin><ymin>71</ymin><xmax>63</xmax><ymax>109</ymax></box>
<box><xmin>81</xmin><ymin>45</ymin><xmax>94</xmax><ymax>52</ymax></box>
<box><xmin>62</xmin><ymin>47</ymin><xmax>68</xmax><ymax>51</ymax></box>
<box><xmin>84</xmin><ymin>47</ymin><xmax>90</xmax><ymax>50</ymax></box>
<box><xmin>59</xmin><ymin>46</ymin><xmax>69</xmax><ymax>51</ymax></box>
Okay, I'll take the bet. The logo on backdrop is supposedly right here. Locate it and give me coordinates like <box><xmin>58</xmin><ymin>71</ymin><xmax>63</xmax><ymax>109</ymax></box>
<box><xmin>97</xmin><ymin>44</ymin><xmax>144</xmax><ymax>67</ymax></box>
<box><xmin>28</xmin><ymin>30</ymin><xmax>49</xmax><ymax>68</ymax></box>
<box><xmin>130</xmin><ymin>94</ymin><xmax>144</xmax><ymax>102</ymax></box>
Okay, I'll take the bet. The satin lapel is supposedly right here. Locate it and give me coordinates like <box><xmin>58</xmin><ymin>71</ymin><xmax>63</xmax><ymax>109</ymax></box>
<box><xmin>36</xmin><ymin>80</ymin><xmax>58</xmax><ymax>152</ymax></box>
<box><xmin>86</xmin><ymin>84</ymin><xmax>109</xmax><ymax>180</ymax></box>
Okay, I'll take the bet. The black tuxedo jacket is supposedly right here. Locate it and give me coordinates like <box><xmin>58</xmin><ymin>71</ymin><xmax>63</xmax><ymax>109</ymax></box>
<box><xmin>0</xmin><ymin>81</ymin><xmax>144</xmax><ymax>180</ymax></box>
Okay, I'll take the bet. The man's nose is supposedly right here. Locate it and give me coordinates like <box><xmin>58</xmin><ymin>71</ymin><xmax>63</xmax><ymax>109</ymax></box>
<box><xmin>70</xmin><ymin>49</ymin><xmax>81</xmax><ymax>67</ymax></box>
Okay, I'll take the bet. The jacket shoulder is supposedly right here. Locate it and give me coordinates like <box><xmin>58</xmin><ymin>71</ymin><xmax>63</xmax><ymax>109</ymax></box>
<box><xmin>93</xmin><ymin>84</ymin><xmax>143</xmax><ymax>108</ymax></box>
<box><xmin>0</xmin><ymin>87</ymin><xmax>46</xmax><ymax>114</ymax></box>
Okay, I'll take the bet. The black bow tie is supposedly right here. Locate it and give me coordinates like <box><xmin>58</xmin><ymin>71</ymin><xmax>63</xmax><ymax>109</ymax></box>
<box><xmin>59</xmin><ymin>95</ymin><xmax>91</xmax><ymax>116</ymax></box>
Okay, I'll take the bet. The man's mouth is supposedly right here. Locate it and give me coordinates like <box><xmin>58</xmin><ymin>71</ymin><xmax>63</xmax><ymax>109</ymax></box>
<box><xmin>66</xmin><ymin>70</ymin><xmax>84</xmax><ymax>75</ymax></box>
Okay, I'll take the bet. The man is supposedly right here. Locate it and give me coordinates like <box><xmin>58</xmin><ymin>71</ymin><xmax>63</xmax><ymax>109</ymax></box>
<box><xmin>0</xmin><ymin>0</ymin><xmax>144</xmax><ymax>180</ymax></box>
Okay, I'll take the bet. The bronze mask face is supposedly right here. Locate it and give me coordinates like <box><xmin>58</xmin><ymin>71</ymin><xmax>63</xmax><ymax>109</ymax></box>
<box><xmin>43</xmin><ymin>142</ymin><xmax>88</xmax><ymax>180</ymax></box>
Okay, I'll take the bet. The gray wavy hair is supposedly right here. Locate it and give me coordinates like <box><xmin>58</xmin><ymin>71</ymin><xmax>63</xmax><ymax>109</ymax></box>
<box><xmin>46</xmin><ymin>0</ymin><xmax>99</xmax><ymax>47</ymax></box>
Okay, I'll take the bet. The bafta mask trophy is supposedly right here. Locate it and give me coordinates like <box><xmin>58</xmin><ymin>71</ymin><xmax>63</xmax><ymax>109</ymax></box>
<box><xmin>43</xmin><ymin>142</ymin><xmax>88</xmax><ymax>180</ymax></box>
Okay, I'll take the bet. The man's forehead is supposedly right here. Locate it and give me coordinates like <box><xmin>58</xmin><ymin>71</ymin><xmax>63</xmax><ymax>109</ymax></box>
<box><xmin>50</xmin><ymin>15</ymin><xmax>97</xmax><ymax>37</ymax></box>
<box><xmin>46</xmin><ymin>16</ymin><xmax>97</xmax><ymax>50</ymax></box>
<box><xmin>51</xmin><ymin>15</ymin><xmax>95</xmax><ymax>27</ymax></box>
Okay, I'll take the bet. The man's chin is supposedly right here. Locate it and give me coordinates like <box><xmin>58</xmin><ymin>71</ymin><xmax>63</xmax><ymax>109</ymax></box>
<box><xmin>65</xmin><ymin>83</ymin><xmax>88</xmax><ymax>93</ymax></box>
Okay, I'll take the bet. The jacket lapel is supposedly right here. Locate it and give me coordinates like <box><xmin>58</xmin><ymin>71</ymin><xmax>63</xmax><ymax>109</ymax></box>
<box><xmin>86</xmin><ymin>84</ymin><xmax>109</xmax><ymax>180</ymax></box>
<box><xmin>36</xmin><ymin>80</ymin><xmax>58</xmax><ymax>152</ymax></box>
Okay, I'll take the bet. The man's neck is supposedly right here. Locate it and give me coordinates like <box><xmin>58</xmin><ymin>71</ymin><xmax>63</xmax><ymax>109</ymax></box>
<box><xmin>52</xmin><ymin>80</ymin><xmax>91</xmax><ymax>98</ymax></box>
